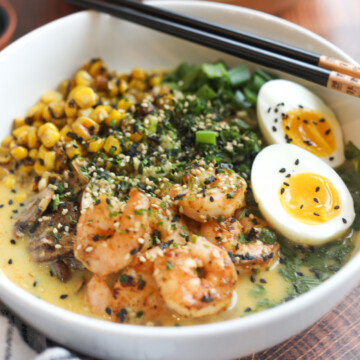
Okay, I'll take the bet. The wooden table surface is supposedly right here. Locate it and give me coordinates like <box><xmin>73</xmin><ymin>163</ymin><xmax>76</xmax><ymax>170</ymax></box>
<box><xmin>7</xmin><ymin>0</ymin><xmax>360</xmax><ymax>359</ymax></box>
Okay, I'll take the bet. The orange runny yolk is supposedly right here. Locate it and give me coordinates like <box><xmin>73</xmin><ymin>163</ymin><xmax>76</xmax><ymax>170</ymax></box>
<box><xmin>280</xmin><ymin>173</ymin><xmax>341</xmax><ymax>225</ymax></box>
<box><xmin>282</xmin><ymin>108</ymin><xmax>336</xmax><ymax>157</ymax></box>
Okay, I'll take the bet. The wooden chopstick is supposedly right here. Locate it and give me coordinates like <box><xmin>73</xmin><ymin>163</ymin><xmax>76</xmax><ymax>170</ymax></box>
<box><xmin>67</xmin><ymin>0</ymin><xmax>360</xmax><ymax>98</ymax></box>
<box><xmin>107</xmin><ymin>0</ymin><xmax>360</xmax><ymax>79</ymax></box>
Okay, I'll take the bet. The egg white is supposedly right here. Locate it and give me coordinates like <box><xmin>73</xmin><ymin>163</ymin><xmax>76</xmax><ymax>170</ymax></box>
<box><xmin>251</xmin><ymin>144</ymin><xmax>355</xmax><ymax>245</ymax></box>
<box><xmin>257</xmin><ymin>79</ymin><xmax>345</xmax><ymax>168</ymax></box>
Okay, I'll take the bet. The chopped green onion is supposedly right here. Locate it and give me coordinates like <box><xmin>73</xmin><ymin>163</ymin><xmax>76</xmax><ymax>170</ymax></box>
<box><xmin>233</xmin><ymin>90</ymin><xmax>252</xmax><ymax>109</ymax></box>
<box><xmin>196</xmin><ymin>130</ymin><xmax>218</xmax><ymax>145</ymax></box>
<box><xmin>196</xmin><ymin>84</ymin><xmax>217</xmax><ymax>100</ymax></box>
<box><xmin>228</xmin><ymin>64</ymin><xmax>250</xmax><ymax>87</ymax></box>
<box><xmin>243</xmin><ymin>87</ymin><xmax>258</xmax><ymax>105</ymax></box>
<box><xmin>255</xmin><ymin>68</ymin><xmax>277</xmax><ymax>82</ymax></box>
<box><xmin>182</xmin><ymin>65</ymin><xmax>201</xmax><ymax>90</ymax></box>
<box><xmin>252</xmin><ymin>74</ymin><xmax>267</xmax><ymax>92</ymax></box>
<box><xmin>202</xmin><ymin>62</ymin><xmax>228</xmax><ymax>79</ymax></box>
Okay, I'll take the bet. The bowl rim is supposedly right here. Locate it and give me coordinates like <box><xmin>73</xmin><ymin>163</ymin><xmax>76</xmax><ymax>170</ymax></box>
<box><xmin>0</xmin><ymin>0</ymin><xmax>17</xmax><ymax>50</ymax></box>
<box><xmin>0</xmin><ymin>0</ymin><xmax>359</xmax><ymax>341</ymax></box>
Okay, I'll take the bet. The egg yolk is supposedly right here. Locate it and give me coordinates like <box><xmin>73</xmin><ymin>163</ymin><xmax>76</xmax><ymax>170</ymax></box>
<box><xmin>282</xmin><ymin>109</ymin><xmax>336</xmax><ymax>157</ymax></box>
<box><xmin>280</xmin><ymin>173</ymin><xmax>341</xmax><ymax>225</ymax></box>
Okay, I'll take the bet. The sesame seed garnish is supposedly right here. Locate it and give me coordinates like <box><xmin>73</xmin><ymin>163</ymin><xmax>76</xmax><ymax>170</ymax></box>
<box><xmin>298</xmin><ymin>104</ymin><xmax>304</xmax><ymax>109</ymax></box>
<box><xmin>334</xmin><ymin>205</ymin><xmax>340</xmax><ymax>210</ymax></box>
<box><xmin>209</xmin><ymin>196</ymin><xmax>214</xmax><ymax>202</ymax></box>
<box><xmin>250</xmin><ymin>275</ymin><xmax>255</xmax><ymax>283</ymax></box>
<box><xmin>244</xmin><ymin>307</ymin><xmax>252</xmax><ymax>312</ymax></box>
<box><xmin>325</xmin><ymin>129</ymin><xmax>331</xmax><ymax>135</ymax></box>
<box><xmin>315</xmin><ymin>187</ymin><xmax>320</xmax><ymax>192</ymax></box>
<box><xmin>0</xmin><ymin>205</ymin><xmax>4</xmax><ymax>208</ymax></box>
<box><xmin>300</xmin><ymin>204</ymin><xmax>304</xmax><ymax>209</ymax></box>
<box><xmin>272</xmin><ymin>126</ymin><xmax>277</xmax><ymax>132</ymax></box>
<box><xmin>8</xmin><ymin>259</ymin><xmax>12</xmax><ymax>265</ymax></box>
<box><xmin>286</xmin><ymin>174</ymin><xmax>291</xmax><ymax>178</ymax></box>
<box><xmin>303</xmin><ymin>120</ymin><xmax>308</xmax><ymax>124</ymax></box>
<box><xmin>259</xmin><ymin>278</ymin><xmax>267</xmax><ymax>284</ymax></box>
<box><xmin>230</xmin><ymin>218</ymin><xmax>236</xmax><ymax>223</ymax></box>
<box><xmin>105</xmin><ymin>307</ymin><xmax>112</xmax><ymax>316</ymax></box>
<box><xmin>33</xmin><ymin>281</ymin><xmax>37</xmax><ymax>287</ymax></box>
<box><xmin>314</xmin><ymin>212</ymin><xmax>320</xmax><ymax>216</ymax></box>
<box><xmin>60</xmin><ymin>294</ymin><xmax>68</xmax><ymax>299</ymax></box>
<box><xmin>11</xmin><ymin>189</ymin><xmax>16</xmax><ymax>193</ymax></box>
<box><xmin>296</xmin><ymin>271</ymin><xmax>304</xmax><ymax>277</ymax></box>
<box><xmin>319</xmin><ymin>118</ymin><xmax>325</xmax><ymax>122</ymax></box>
<box><xmin>95</xmin><ymin>199</ymin><xmax>101</xmax><ymax>205</ymax></box>
<box><xmin>267</xmin><ymin>107</ymin><xmax>271</xmax><ymax>113</ymax></box>
<box><xmin>279</xmin><ymin>168</ymin><xmax>286</xmax><ymax>173</ymax></box>
<box><xmin>8</xmin><ymin>200</ymin><xmax>13</xmax><ymax>205</ymax></box>
<box><xmin>295</xmin><ymin>159</ymin><xmax>299</xmax><ymax>165</ymax></box>
<box><xmin>313</xmin><ymin>198</ymin><xmax>319</xmax><ymax>203</ymax></box>
<box><xmin>280</xmin><ymin>188</ymin><xmax>285</xmax><ymax>195</ymax></box>
<box><xmin>329</xmin><ymin>157</ymin><xmax>334</xmax><ymax>161</ymax></box>
<box><xmin>342</xmin><ymin>218</ymin><xmax>347</xmax><ymax>224</ymax></box>
<box><xmin>283</xmin><ymin>182</ymin><xmax>289</xmax><ymax>187</ymax></box>
<box><xmin>12</xmin><ymin>210</ymin><xmax>18</xmax><ymax>214</ymax></box>
<box><xmin>106</xmin><ymin>198</ymin><xmax>111</xmax><ymax>205</ymax></box>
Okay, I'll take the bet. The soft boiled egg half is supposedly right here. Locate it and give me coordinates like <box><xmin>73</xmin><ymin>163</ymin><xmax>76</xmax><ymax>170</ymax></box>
<box><xmin>257</xmin><ymin>79</ymin><xmax>345</xmax><ymax>168</ymax></box>
<box><xmin>251</xmin><ymin>144</ymin><xmax>355</xmax><ymax>245</ymax></box>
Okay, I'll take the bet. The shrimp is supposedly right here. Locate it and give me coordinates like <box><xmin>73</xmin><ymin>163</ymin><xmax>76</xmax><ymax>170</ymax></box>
<box><xmin>200</xmin><ymin>217</ymin><xmax>280</xmax><ymax>271</ymax></box>
<box><xmin>75</xmin><ymin>188</ymin><xmax>150</xmax><ymax>277</ymax></box>
<box><xmin>86</xmin><ymin>247</ymin><xmax>169</xmax><ymax>324</ymax></box>
<box><xmin>153</xmin><ymin>235</ymin><xmax>237</xmax><ymax>318</ymax></box>
<box><xmin>147</xmin><ymin>197</ymin><xmax>190</xmax><ymax>247</ymax></box>
<box><xmin>165</xmin><ymin>165</ymin><xmax>247</xmax><ymax>222</ymax></box>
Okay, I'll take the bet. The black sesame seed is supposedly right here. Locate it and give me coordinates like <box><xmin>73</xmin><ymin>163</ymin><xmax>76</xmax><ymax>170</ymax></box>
<box><xmin>174</xmin><ymin>193</ymin><xmax>186</xmax><ymax>201</ymax></box>
<box><xmin>279</xmin><ymin>168</ymin><xmax>286</xmax><ymax>173</ymax></box>
<box><xmin>329</xmin><ymin>157</ymin><xmax>334</xmax><ymax>161</ymax></box>
<box><xmin>20</xmin><ymin>203</ymin><xmax>24</xmax><ymax>207</ymax></box>
<box><xmin>8</xmin><ymin>259</ymin><xmax>12</xmax><ymax>265</ymax></box>
<box><xmin>295</xmin><ymin>159</ymin><xmax>300</xmax><ymax>165</ymax></box>
<box><xmin>250</xmin><ymin>275</ymin><xmax>255</xmax><ymax>283</ymax></box>
<box><xmin>0</xmin><ymin>205</ymin><xmax>4</xmax><ymax>208</ymax></box>
<box><xmin>280</xmin><ymin>188</ymin><xmax>285</xmax><ymax>195</ymax></box>
<box><xmin>209</xmin><ymin>196</ymin><xmax>214</xmax><ymax>202</ymax></box>
<box><xmin>11</xmin><ymin>189</ymin><xmax>16</xmax><ymax>193</ymax></box>
<box><xmin>300</xmin><ymin>204</ymin><xmax>304</xmax><ymax>209</ymax></box>
<box><xmin>171</xmin><ymin>214</ymin><xmax>180</xmax><ymax>222</ymax></box>
<box><xmin>93</xmin><ymin>234</ymin><xmax>99</xmax><ymax>242</ymax></box>
<box><xmin>95</xmin><ymin>199</ymin><xmax>101</xmax><ymax>205</ymax></box>
<box><xmin>201</xmin><ymin>295</ymin><xmax>213</xmax><ymax>303</ymax></box>
<box><xmin>313</xmin><ymin>198</ymin><xmax>319</xmax><ymax>203</ymax></box>
<box><xmin>314</xmin><ymin>270</ymin><xmax>321</xmax><ymax>279</ymax></box>
<box><xmin>286</xmin><ymin>174</ymin><xmax>291</xmax><ymax>178</ymax></box>
<box><xmin>279</xmin><ymin>257</ymin><xmax>285</xmax><ymax>264</ymax></box>
<box><xmin>33</xmin><ymin>281</ymin><xmax>37</xmax><ymax>287</ymax></box>
<box><xmin>283</xmin><ymin>182</ymin><xmax>290</xmax><ymax>187</ymax></box>
<box><xmin>105</xmin><ymin>307</ymin><xmax>112</xmax><ymax>316</ymax></box>
<box><xmin>315</xmin><ymin>187</ymin><xmax>320</xmax><ymax>192</ymax></box>
<box><xmin>293</xmin><ymin>284</ymin><xmax>301</xmax><ymax>293</ymax></box>
<box><xmin>272</xmin><ymin>126</ymin><xmax>277</xmax><ymax>132</ymax></box>
<box><xmin>286</xmin><ymin>126</ymin><xmax>290</xmax><ymax>130</ymax></box>
<box><xmin>296</xmin><ymin>271</ymin><xmax>304</xmax><ymax>277</ymax></box>
<box><xmin>268</xmin><ymin>252</ymin><xmax>274</xmax><ymax>259</ymax></box>
<box><xmin>303</xmin><ymin>120</ymin><xmax>308</xmax><ymax>124</ymax></box>
<box><xmin>267</xmin><ymin>107</ymin><xmax>271</xmax><ymax>113</ymax></box>
<box><xmin>244</xmin><ymin>307</ymin><xmax>252</xmax><ymax>312</ymax></box>
<box><xmin>342</xmin><ymin>218</ymin><xmax>347</xmax><ymax>224</ymax></box>
<box><xmin>314</xmin><ymin>212</ymin><xmax>320</xmax><ymax>216</ymax></box>
<box><xmin>130</xmin><ymin>248</ymin><xmax>137</xmax><ymax>255</ymax></box>
<box><xmin>12</xmin><ymin>210</ymin><xmax>18</xmax><ymax>214</ymax></box>
<box><xmin>319</xmin><ymin>118</ymin><xmax>325</xmax><ymax>123</ymax></box>
<box><xmin>106</xmin><ymin>198</ymin><xmax>111</xmax><ymax>205</ymax></box>
<box><xmin>60</xmin><ymin>294</ymin><xmax>68</xmax><ymax>299</ymax></box>
<box><xmin>8</xmin><ymin>200</ymin><xmax>13</xmax><ymax>205</ymax></box>
<box><xmin>325</xmin><ymin>129</ymin><xmax>331</xmax><ymax>135</ymax></box>
<box><xmin>334</xmin><ymin>205</ymin><xmax>340</xmax><ymax>210</ymax></box>
<box><xmin>260</xmin><ymin>278</ymin><xmax>267</xmax><ymax>284</ymax></box>
<box><xmin>298</xmin><ymin>104</ymin><xmax>304</xmax><ymax>109</ymax></box>
<box><xmin>10</xmin><ymin>239</ymin><xmax>16</xmax><ymax>245</ymax></box>
<box><xmin>230</xmin><ymin>218</ymin><xmax>236</xmax><ymax>223</ymax></box>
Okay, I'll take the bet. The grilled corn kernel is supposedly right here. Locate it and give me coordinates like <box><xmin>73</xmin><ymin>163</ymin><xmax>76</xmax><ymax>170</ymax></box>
<box><xmin>12</xmin><ymin>125</ymin><xmax>29</xmax><ymax>139</ymax></box>
<box><xmin>129</xmin><ymin>133</ymin><xmax>144</xmax><ymax>143</ymax></box>
<box><xmin>26</xmin><ymin>102</ymin><xmax>45</xmax><ymax>122</ymax></box>
<box><xmin>42</xmin><ymin>91</ymin><xmax>63</xmax><ymax>104</ymax></box>
<box><xmin>117</xmin><ymin>98</ymin><xmax>134</xmax><ymax>111</ymax></box>
<box><xmin>104</xmin><ymin>136</ymin><xmax>121</xmax><ymax>155</ymax></box>
<box><xmin>77</xmin><ymin>107</ymin><xmax>93</xmax><ymax>118</ymax></box>
<box><xmin>91</xmin><ymin>105</ymin><xmax>111</xmax><ymax>123</ymax></box>
<box><xmin>75</xmin><ymin>70</ymin><xmax>93</xmax><ymax>86</ymax></box>
<box><xmin>43</xmin><ymin>101</ymin><xmax>65</xmax><ymax>121</ymax></box>
<box><xmin>2</xmin><ymin>136</ymin><xmax>13</xmax><ymax>148</ymax></box>
<box><xmin>119</xmin><ymin>79</ymin><xmax>129</xmax><ymax>95</ymax></box>
<box><xmin>149</xmin><ymin>75</ymin><xmax>161</xmax><ymax>87</ymax></box>
<box><xmin>58</xmin><ymin>79</ymin><xmax>70</xmax><ymax>98</ymax></box>
<box><xmin>88</xmin><ymin>138</ymin><xmax>104</xmax><ymax>153</ymax></box>
<box><xmin>11</xmin><ymin>146</ymin><xmax>28</xmax><ymax>160</ymax></box>
<box><xmin>0</xmin><ymin>147</ymin><xmax>11</xmax><ymax>164</ymax></box>
<box><xmin>72</xmin><ymin>116</ymin><xmax>99</xmax><ymax>140</ymax></box>
<box><xmin>88</xmin><ymin>59</ymin><xmax>107</xmax><ymax>77</ymax></box>
<box><xmin>34</xmin><ymin>159</ymin><xmax>47</xmax><ymax>175</ymax></box>
<box><xmin>29</xmin><ymin>149</ymin><xmax>38</xmax><ymax>160</ymax></box>
<box><xmin>44</xmin><ymin>151</ymin><xmax>56</xmax><ymax>171</ymax></box>
<box><xmin>104</xmin><ymin>109</ymin><xmax>124</xmax><ymax>127</ymax></box>
<box><xmin>38</xmin><ymin>123</ymin><xmax>60</xmax><ymax>148</ymax></box>
<box><xmin>65</xmin><ymin>99</ymin><xmax>78</xmax><ymax>118</ymax></box>
<box><xmin>13</xmin><ymin>117</ymin><xmax>26</xmax><ymax>128</ymax></box>
<box><xmin>27</xmin><ymin>127</ymin><xmax>40</xmax><ymax>149</ymax></box>
<box><xmin>59</xmin><ymin>125</ymin><xmax>73</xmax><ymax>142</ymax></box>
<box><xmin>0</xmin><ymin>167</ymin><xmax>9</xmax><ymax>180</ymax></box>
<box><xmin>131</xmin><ymin>68</ymin><xmax>146</xmax><ymax>81</ymax></box>
<box><xmin>73</xmin><ymin>86</ymin><xmax>98</xmax><ymax>109</ymax></box>
<box><xmin>32</xmin><ymin>120</ymin><xmax>44</xmax><ymax>128</ymax></box>
<box><xmin>129</xmin><ymin>79</ymin><xmax>146</xmax><ymax>91</ymax></box>
<box><xmin>108</xmin><ymin>78</ymin><xmax>119</xmax><ymax>97</ymax></box>
<box><xmin>19</xmin><ymin>159</ymin><xmax>34</xmax><ymax>173</ymax></box>
<box><xmin>66</xmin><ymin>142</ymin><xmax>83</xmax><ymax>159</ymax></box>
<box><xmin>4</xmin><ymin>175</ymin><xmax>16</xmax><ymax>188</ymax></box>
<box><xmin>37</xmin><ymin>145</ymin><xmax>47</xmax><ymax>160</ymax></box>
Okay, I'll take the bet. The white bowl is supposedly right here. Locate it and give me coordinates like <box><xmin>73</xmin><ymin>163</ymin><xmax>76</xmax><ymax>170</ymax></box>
<box><xmin>0</xmin><ymin>2</ymin><xmax>359</xmax><ymax>359</ymax></box>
